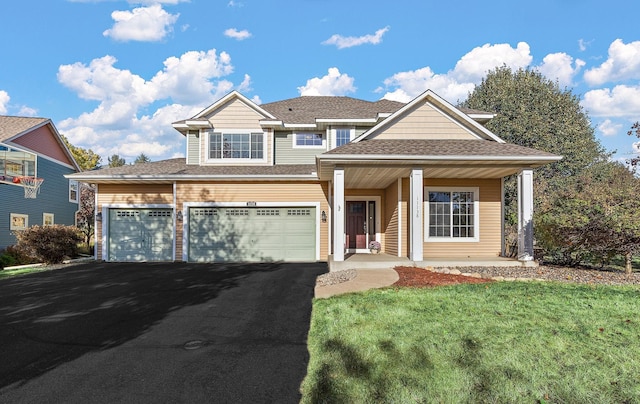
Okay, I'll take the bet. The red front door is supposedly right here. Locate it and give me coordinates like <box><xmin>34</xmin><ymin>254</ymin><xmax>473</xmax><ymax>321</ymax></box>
<box><xmin>346</xmin><ymin>201</ymin><xmax>367</xmax><ymax>249</ymax></box>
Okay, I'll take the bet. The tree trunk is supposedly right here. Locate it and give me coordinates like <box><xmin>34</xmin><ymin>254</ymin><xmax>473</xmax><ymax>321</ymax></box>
<box><xmin>625</xmin><ymin>251</ymin><xmax>632</xmax><ymax>275</ymax></box>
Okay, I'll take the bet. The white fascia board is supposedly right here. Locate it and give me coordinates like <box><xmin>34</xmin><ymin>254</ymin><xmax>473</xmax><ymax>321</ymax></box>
<box><xmin>315</xmin><ymin>118</ymin><xmax>377</xmax><ymax>124</ymax></box>
<box><xmin>318</xmin><ymin>154</ymin><xmax>563</xmax><ymax>163</ymax></box>
<box><xmin>259</xmin><ymin>120</ymin><xmax>283</xmax><ymax>126</ymax></box>
<box><xmin>193</xmin><ymin>90</ymin><xmax>277</xmax><ymax>120</ymax></box>
<box><xmin>467</xmin><ymin>113</ymin><xmax>496</xmax><ymax>120</ymax></box>
<box><xmin>184</xmin><ymin>120</ymin><xmax>212</xmax><ymax>128</ymax></box>
<box><xmin>283</xmin><ymin>123</ymin><xmax>318</xmax><ymax>129</ymax></box>
<box><xmin>172</xmin><ymin>123</ymin><xmax>189</xmax><ymax>130</ymax></box>
<box><xmin>63</xmin><ymin>174</ymin><xmax>320</xmax><ymax>182</ymax></box>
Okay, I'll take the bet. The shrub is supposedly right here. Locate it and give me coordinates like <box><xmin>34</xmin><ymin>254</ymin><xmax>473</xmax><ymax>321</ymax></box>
<box><xmin>0</xmin><ymin>245</ymin><xmax>37</xmax><ymax>269</ymax></box>
<box><xmin>14</xmin><ymin>225</ymin><xmax>82</xmax><ymax>265</ymax></box>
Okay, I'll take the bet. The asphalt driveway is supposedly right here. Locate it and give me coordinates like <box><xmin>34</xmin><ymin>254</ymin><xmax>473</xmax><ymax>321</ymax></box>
<box><xmin>0</xmin><ymin>261</ymin><xmax>326</xmax><ymax>403</ymax></box>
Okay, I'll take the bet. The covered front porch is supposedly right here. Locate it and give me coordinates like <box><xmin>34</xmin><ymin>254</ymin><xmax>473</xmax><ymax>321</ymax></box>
<box><xmin>316</xmin><ymin>140</ymin><xmax>562</xmax><ymax>271</ymax></box>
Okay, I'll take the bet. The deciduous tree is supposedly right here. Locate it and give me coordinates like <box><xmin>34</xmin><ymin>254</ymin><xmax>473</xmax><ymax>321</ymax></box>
<box><xmin>462</xmin><ymin>66</ymin><xmax>609</xmax><ymax>255</ymax></box>
<box><xmin>60</xmin><ymin>134</ymin><xmax>101</xmax><ymax>171</ymax></box>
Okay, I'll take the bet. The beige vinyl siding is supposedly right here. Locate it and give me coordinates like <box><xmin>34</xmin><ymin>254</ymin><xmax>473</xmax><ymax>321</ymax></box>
<box><xmin>274</xmin><ymin>132</ymin><xmax>323</xmax><ymax>165</ymax></box>
<box><xmin>401</xmin><ymin>178</ymin><xmax>409</xmax><ymax>257</ymax></box>
<box><xmin>200</xmin><ymin>98</ymin><xmax>273</xmax><ymax>165</ymax></box>
<box><xmin>383</xmin><ymin>180</ymin><xmax>399</xmax><ymax>256</ymax></box>
<box><xmin>423</xmin><ymin>178</ymin><xmax>502</xmax><ymax>258</ymax></box>
<box><xmin>95</xmin><ymin>184</ymin><xmax>175</xmax><ymax>260</ymax></box>
<box><xmin>187</xmin><ymin>131</ymin><xmax>200</xmax><ymax>165</ymax></box>
<box><xmin>204</xmin><ymin>98</ymin><xmax>265</xmax><ymax>129</ymax></box>
<box><xmin>371</xmin><ymin>100</ymin><xmax>478</xmax><ymax>140</ymax></box>
<box><xmin>176</xmin><ymin>181</ymin><xmax>329</xmax><ymax>260</ymax></box>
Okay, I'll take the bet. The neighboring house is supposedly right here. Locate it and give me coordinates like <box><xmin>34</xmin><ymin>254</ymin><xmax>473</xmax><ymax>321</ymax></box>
<box><xmin>0</xmin><ymin>116</ymin><xmax>81</xmax><ymax>249</ymax></box>
<box><xmin>67</xmin><ymin>90</ymin><xmax>561</xmax><ymax>266</ymax></box>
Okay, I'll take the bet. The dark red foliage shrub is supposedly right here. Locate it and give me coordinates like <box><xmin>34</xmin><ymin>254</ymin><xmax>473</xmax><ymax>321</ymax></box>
<box><xmin>14</xmin><ymin>225</ymin><xmax>82</xmax><ymax>265</ymax></box>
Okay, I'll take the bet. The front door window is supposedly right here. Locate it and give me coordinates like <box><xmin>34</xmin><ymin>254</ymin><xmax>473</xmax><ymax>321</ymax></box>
<box><xmin>346</xmin><ymin>201</ymin><xmax>367</xmax><ymax>249</ymax></box>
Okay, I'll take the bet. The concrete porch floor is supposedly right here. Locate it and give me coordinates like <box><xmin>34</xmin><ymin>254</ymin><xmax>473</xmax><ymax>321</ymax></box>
<box><xmin>328</xmin><ymin>253</ymin><xmax>538</xmax><ymax>272</ymax></box>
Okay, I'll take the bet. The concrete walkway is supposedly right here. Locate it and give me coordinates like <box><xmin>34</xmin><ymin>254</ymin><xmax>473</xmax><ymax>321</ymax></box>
<box><xmin>314</xmin><ymin>268</ymin><xmax>399</xmax><ymax>298</ymax></box>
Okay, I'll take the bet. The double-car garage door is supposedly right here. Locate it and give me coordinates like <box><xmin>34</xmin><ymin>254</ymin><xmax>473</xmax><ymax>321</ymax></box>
<box><xmin>188</xmin><ymin>207</ymin><xmax>317</xmax><ymax>262</ymax></box>
<box><xmin>106</xmin><ymin>207</ymin><xmax>317</xmax><ymax>262</ymax></box>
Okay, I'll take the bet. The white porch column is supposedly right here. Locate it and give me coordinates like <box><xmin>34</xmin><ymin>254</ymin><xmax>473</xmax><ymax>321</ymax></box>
<box><xmin>409</xmin><ymin>168</ymin><xmax>424</xmax><ymax>261</ymax></box>
<box><xmin>333</xmin><ymin>168</ymin><xmax>345</xmax><ymax>262</ymax></box>
<box><xmin>517</xmin><ymin>169</ymin><xmax>534</xmax><ymax>261</ymax></box>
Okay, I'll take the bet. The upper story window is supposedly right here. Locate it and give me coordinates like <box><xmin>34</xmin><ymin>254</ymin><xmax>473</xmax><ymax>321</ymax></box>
<box><xmin>294</xmin><ymin>133</ymin><xmax>325</xmax><ymax>148</ymax></box>
<box><xmin>335</xmin><ymin>128</ymin><xmax>352</xmax><ymax>147</ymax></box>
<box><xmin>425</xmin><ymin>187</ymin><xmax>479</xmax><ymax>242</ymax></box>
<box><xmin>69</xmin><ymin>180</ymin><xmax>79</xmax><ymax>203</ymax></box>
<box><xmin>332</xmin><ymin>128</ymin><xmax>355</xmax><ymax>149</ymax></box>
<box><xmin>207</xmin><ymin>131</ymin><xmax>265</xmax><ymax>162</ymax></box>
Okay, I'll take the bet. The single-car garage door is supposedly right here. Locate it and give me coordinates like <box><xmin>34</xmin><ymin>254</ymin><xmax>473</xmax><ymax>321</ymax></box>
<box><xmin>188</xmin><ymin>207</ymin><xmax>316</xmax><ymax>262</ymax></box>
<box><xmin>108</xmin><ymin>209</ymin><xmax>174</xmax><ymax>261</ymax></box>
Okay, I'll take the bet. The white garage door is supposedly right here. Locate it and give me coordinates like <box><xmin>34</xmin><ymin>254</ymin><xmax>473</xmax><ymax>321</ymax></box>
<box><xmin>188</xmin><ymin>207</ymin><xmax>316</xmax><ymax>262</ymax></box>
<box><xmin>108</xmin><ymin>209</ymin><xmax>174</xmax><ymax>261</ymax></box>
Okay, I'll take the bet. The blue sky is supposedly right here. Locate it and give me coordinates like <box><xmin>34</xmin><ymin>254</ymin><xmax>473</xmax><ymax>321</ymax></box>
<box><xmin>1</xmin><ymin>0</ymin><xmax>639</xmax><ymax>164</ymax></box>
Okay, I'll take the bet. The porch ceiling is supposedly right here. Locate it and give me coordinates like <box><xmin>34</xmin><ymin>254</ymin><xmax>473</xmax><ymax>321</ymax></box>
<box><xmin>320</xmin><ymin>161</ymin><xmax>539</xmax><ymax>189</ymax></box>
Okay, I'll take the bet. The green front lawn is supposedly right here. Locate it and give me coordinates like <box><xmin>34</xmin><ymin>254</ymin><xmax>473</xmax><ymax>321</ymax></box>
<box><xmin>301</xmin><ymin>282</ymin><xmax>640</xmax><ymax>403</ymax></box>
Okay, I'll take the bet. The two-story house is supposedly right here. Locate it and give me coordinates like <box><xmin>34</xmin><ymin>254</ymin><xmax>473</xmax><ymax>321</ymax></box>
<box><xmin>67</xmin><ymin>90</ymin><xmax>561</xmax><ymax>268</ymax></box>
<box><xmin>1</xmin><ymin>116</ymin><xmax>81</xmax><ymax>249</ymax></box>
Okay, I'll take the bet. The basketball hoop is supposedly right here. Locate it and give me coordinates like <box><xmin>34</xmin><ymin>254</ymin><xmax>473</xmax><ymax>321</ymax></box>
<box><xmin>16</xmin><ymin>176</ymin><xmax>44</xmax><ymax>199</ymax></box>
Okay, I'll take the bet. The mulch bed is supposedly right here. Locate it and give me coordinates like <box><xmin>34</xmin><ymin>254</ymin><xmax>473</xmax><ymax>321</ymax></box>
<box><xmin>393</xmin><ymin>266</ymin><xmax>493</xmax><ymax>287</ymax></box>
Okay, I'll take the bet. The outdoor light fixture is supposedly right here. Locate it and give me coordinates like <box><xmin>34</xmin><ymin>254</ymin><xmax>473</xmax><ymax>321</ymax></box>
<box><xmin>96</xmin><ymin>212</ymin><xmax>102</xmax><ymax>222</ymax></box>
<box><xmin>321</xmin><ymin>210</ymin><xmax>327</xmax><ymax>222</ymax></box>
<box><xmin>177</xmin><ymin>210</ymin><xmax>183</xmax><ymax>221</ymax></box>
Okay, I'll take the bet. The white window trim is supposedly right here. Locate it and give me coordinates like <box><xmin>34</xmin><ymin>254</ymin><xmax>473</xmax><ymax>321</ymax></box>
<box><xmin>69</xmin><ymin>180</ymin><xmax>79</xmax><ymax>203</ymax></box>
<box><xmin>292</xmin><ymin>132</ymin><xmax>326</xmax><ymax>149</ymax></box>
<box><xmin>424</xmin><ymin>186</ymin><xmax>480</xmax><ymax>242</ymax></box>
<box><xmin>43</xmin><ymin>213</ymin><xmax>54</xmax><ymax>226</ymax></box>
<box><xmin>331</xmin><ymin>127</ymin><xmax>355</xmax><ymax>149</ymax></box>
<box><xmin>10</xmin><ymin>213</ymin><xmax>28</xmax><ymax>231</ymax></box>
<box><xmin>205</xmin><ymin>129</ymin><xmax>267</xmax><ymax>163</ymax></box>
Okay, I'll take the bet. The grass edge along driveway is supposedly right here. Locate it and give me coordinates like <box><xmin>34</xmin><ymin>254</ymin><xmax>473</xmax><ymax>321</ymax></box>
<box><xmin>301</xmin><ymin>281</ymin><xmax>640</xmax><ymax>403</ymax></box>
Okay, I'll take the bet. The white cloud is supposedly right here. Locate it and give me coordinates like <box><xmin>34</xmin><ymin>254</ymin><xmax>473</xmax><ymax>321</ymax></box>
<box><xmin>298</xmin><ymin>67</ymin><xmax>356</xmax><ymax>96</ymax></box>
<box><xmin>322</xmin><ymin>26</ymin><xmax>389</xmax><ymax>49</ymax></box>
<box><xmin>0</xmin><ymin>91</ymin><xmax>9</xmax><ymax>114</ymax></box>
<box><xmin>380</xmin><ymin>66</ymin><xmax>475</xmax><ymax>103</ymax></box>
<box><xmin>150</xmin><ymin>49</ymin><xmax>234</xmax><ymax>104</ymax></box>
<box><xmin>581</xmin><ymin>85</ymin><xmax>640</xmax><ymax>118</ymax></box>
<box><xmin>380</xmin><ymin>42</ymin><xmax>533</xmax><ymax>103</ymax></box>
<box><xmin>57</xmin><ymin>49</ymin><xmax>249</xmax><ymax>161</ymax></box>
<box><xmin>103</xmin><ymin>4</ymin><xmax>179</xmax><ymax>42</ymax></box>
<box><xmin>584</xmin><ymin>39</ymin><xmax>640</xmax><ymax>86</ymax></box>
<box><xmin>578</xmin><ymin>38</ymin><xmax>592</xmax><ymax>52</ymax></box>
<box><xmin>452</xmin><ymin>42</ymin><xmax>532</xmax><ymax>83</ymax></box>
<box><xmin>597</xmin><ymin>119</ymin><xmax>623</xmax><ymax>137</ymax></box>
<box><xmin>17</xmin><ymin>106</ymin><xmax>38</xmax><ymax>116</ymax></box>
<box><xmin>224</xmin><ymin>28</ymin><xmax>251</xmax><ymax>41</ymax></box>
<box><xmin>227</xmin><ymin>0</ymin><xmax>244</xmax><ymax>7</ymax></box>
<box><xmin>537</xmin><ymin>52</ymin><xmax>585</xmax><ymax>87</ymax></box>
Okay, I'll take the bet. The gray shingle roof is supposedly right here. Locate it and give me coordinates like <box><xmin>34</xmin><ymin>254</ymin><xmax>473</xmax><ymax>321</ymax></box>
<box><xmin>260</xmin><ymin>96</ymin><xmax>405</xmax><ymax>124</ymax></box>
<box><xmin>69</xmin><ymin>158</ymin><xmax>317</xmax><ymax>179</ymax></box>
<box><xmin>0</xmin><ymin>116</ymin><xmax>49</xmax><ymax>143</ymax></box>
<box><xmin>322</xmin><ymin>139</ymin><xmax>560</xmax><ymax>158</ymax></box>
